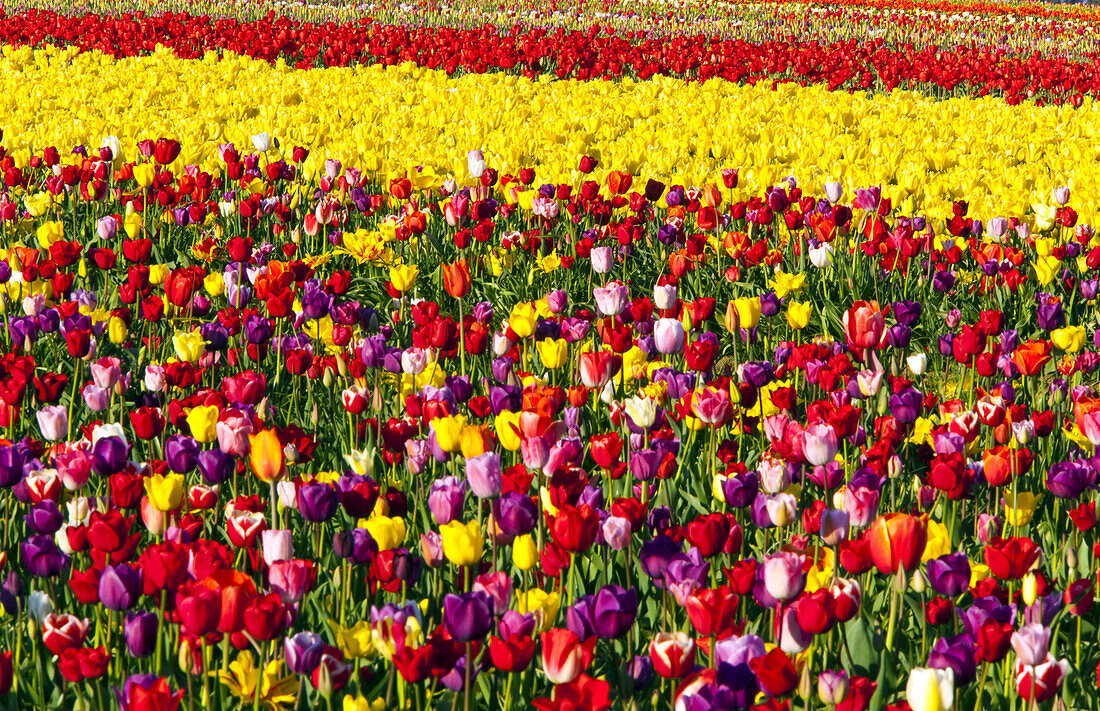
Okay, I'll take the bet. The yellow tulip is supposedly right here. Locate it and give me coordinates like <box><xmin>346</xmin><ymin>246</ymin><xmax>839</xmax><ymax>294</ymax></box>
<box><xmin>249</xmin><ymin>429</ymin><xmax>285</xmax><ymax>482</ymax></box>
<box><xmin>508</xmin><ymin>302</ymin><xmax>537</xmax><ymax>339</ymax></box>
<box><xmin>459</xmin><ymin>425</ymin><xmax>491</xmax><ymax>459</ymax></box>
<box><xmin>515</xmin><ymin>589</ymin><xmax>560</xmax><ymax>632</ymax></box>
<box><xmin>1051</xmin><ymin>326</ymin><xmax>1086</xmax><ymax>353</ymax></box>
<box><xmin>336</xmin><ymin>621</ymin><xmax>376</xmax><ymax>660</ymax></box>
<box><xmin>768</xmin><ymin>270</ymin><xmax>805</xmax><ymax>299</ymax></box>
<box><xmin>124</xmin><ymin>213</ymin><xmax>144</xmax><ymax>240</ymax></box>
<box><xmin>133</xmin><ymin>163</ymin><xmax>156</xmax><ymax>189</ymax></box>
<box><xmin>107</xmin><ymin>316</ymin><xmax>129</xmax><ymax>345</ymax></box>
<box><xmin>512</xmin><ymin>533</ymin><xmax>539</xmax><ymax>571</ymax></box>
<box><xmin>186</xmin><ymin>405</ymin><xmax>219</xmax><ymax>444</ymax></box>
<box><xmin>440</xmin><ymin>520</ymin><xmax>484</xmax><ymax>567</ymax></box>
<box><xmin>495</xmin><ymin>411</ymin><xmax>522</xmax><ymax>452</ymax></box>
<box><xmin>388</xmin><ymin>263</ymin><xmax>418</xmax><ymax>293</ymax></box>
<box><xmin>1005</xmin><ymin>492</ymin><xmax>1040</xmax><ymax>527</ymax></box>
<box><xmin>536</xmin><ymin>338</ymin><xmax>569</xmax><ymax>370</ymax></box>
<box><xmin>35</xmin><ymin>221</ymin><xmax>63</xmax><ymax>249</ymax></box>
<box><xmin>172</xmin><ymin>330</ymin><xmax>205</xmax><ymax>363</ymax></box>
<box><xmin>148</xmin><ymin>264</ymin><xmax>169</xmax><ymax>285</ymax></box>
<box><xmin>144</xmin><ymin>473</ymin><xmax>184</xmax><ymax>512</ymax></box>
<box><xmin>431</xmin><ymin>415</ymin><xmax>467</xmax><ymax>453</ymax></box>
<box><xmin>731</xmin><ymin>297</ymin><xmax>761</xmax><ymax>330</ymax></box>
<box><xmin>363</xmin><ymin>516</ymin><xmax>406</xmax><ymax>551</ymax></box>
<box><xmin>204</xmin><ymin>272</ymin><xmax>225</xmax><ymax>296</ymax></box>
<box><xmin>920</xmin><ymin>519</ymin><xmax>951</xmax><ymax>563</ymax></box>
<box><xmin>1034</xmin><ymin>255</ymin><xmax>1060</xmax><ymax>286</ymax></box>
<box><xmin>785</xmin><ymin>301</ymin><xmax>813</xmax><ymax>330</ymax></box>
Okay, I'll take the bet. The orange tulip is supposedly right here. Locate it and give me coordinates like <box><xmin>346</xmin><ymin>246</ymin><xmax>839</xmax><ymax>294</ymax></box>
<box><xmin>842</xmin><ymin>300</ymin><xmax>887</xmax><ymax>353</ymax></box>
<box><xmin>607</xmin><ymin>171</ymin><xmax>632</xmax><ymax>195</ymax></box>
<box><xmin>866</xmin><ymin>513</ymin><xmax>928</xmax><ymax>574</ymax></box>
<box><xmin>443</xmin><ymin>260</ymin><xmax>471</xmax><ymax>299</ymax></box>
<box><xmin>249</xmin><ymin>429</ymin><xmax>285</xmax><ymax>482</ymax></box>
<box><xmin>1011</xmin><ymin>340</ymin><xmax>1052</xmax><ymax>376</ymax></box>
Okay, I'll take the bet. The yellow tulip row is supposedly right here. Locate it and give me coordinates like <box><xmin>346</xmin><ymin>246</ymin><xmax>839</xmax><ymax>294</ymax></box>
<box><xmin>0</xmin><ymin>44</ymin><xmax>1094</xmax><ymax>222</ymax></box>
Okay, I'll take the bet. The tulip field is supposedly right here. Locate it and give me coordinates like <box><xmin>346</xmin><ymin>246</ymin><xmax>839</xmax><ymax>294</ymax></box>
<box><xmin>4</xmin><ymin>0</ymin><xmax>1100</xmax><ymax>710</ymax></box>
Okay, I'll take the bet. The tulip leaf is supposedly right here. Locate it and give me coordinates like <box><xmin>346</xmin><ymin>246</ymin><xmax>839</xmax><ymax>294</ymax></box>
<box><xmin>843</xmin><ymin>617</ymin><xmax>877</xmax><ymax>678</ymax></box>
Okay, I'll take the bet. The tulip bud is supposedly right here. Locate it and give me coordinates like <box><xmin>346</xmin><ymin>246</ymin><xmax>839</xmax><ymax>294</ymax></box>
<box><xmin>798</xmin><ymin>661</ymin><xmax>813</xmax><ymax>700</ymax></box>
<box><xmin>910</xmin><ymin>569</ymin><xmax>926</xmax><ymax>594</ymax></box>
<box><xmin>1021</xmin><ymin>572</ymin><xmax>1038</xmax><ymax>607</ymax></box>
<box><xmin>323</xmin><ymin>367</ymin><xmax>334</xmax><ymax>388</ymax></box>
<box><xmin>893</xmin><ymin>566</ymin><xmax>909</xmax><ymax>594</ymax></box>
<box><xmin>1067</xmin><ymin>547</ymin><xmax>1078</xmax><ymax>571</ymax></box>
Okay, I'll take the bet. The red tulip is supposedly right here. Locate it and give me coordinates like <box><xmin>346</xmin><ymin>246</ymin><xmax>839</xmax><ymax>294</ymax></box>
<box><xmin>866</xmin><ymin>513</ymin><xmax>927</xmax><ymax>574</ymax></box>
<box><xmin>984</xmin><ymin>537</ymin><xmax>1041</xmax><ymax>580</ymax></box>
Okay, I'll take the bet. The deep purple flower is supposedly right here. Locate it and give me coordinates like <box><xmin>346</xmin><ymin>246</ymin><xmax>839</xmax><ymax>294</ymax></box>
<box><xmin>639</xmin><ymin>535</ymin><xmax>679</xmax><ymax>584</ymax></box>
<box><xmin>197</xmin><ymin>449</ymin><xmax>234</xmax><ymax>485</ymax></box>
<box><xmin>889</xmin><ymin>388</ymin><xmax>923</xmax><ymax>424</ymax></box>
<box><xmin>493</xmin><ymin>492</ymin><xmax>537</xmax><ymax>536</ymax></box>
<box><xmin>928</xmin><ymin>633</ymin><xmax>976</xmax><ymax>684</ymax></box>
<box><xmin>164</xmin><ymin>435</ymin><xmax>199</xmax><ymax>474</ymax></box>
<box><xmin>893</xmin><ymin>300</ymin><xmax>922</xmax><ymax>326</ymax></box>
<box><xmin>21</xmin><ymin>535</ymin><xmax>68</xmax><ymax>578</ymax></box>
<box><xmin>926</xmin><ymin>553</ymin><xmax>971</xmax><ymax>598</ymax></box>
<box><xmin>442</xmin><ymin>591</ymin><xmax>493</xmax><ymax>642</ymax></box>
<box><xmin>297</xmin><ymin>482</ymin><xmax>339</xmax><ymax>522</ymax></box>
<box><xmin>98</xmin><ymin>564</ymin><xmax>142</xmax><ymax>611</ymax></box>
<box><xmin>1047</xmin><ymin>460</ymin><xmax>1096</xmax><ymax>499</ymax></box>
<box><xmin>566</xmin><ymin>596</ymin><xmax>598</xmax><ymax>640</ymax></box>
<box><xmin>124</xmin><ymin>611</ymin><xmax>158</xmax><ymax>657</ymax></box>
<box><xmin>722</xmin><ymin>471</ymin><xmax>759</xmax><ymax>508</ymax></box>
<box><xmin>593</xmin><ymin>584</ymin><xmax>637</xmax><ymax>638</ymax></box>
<box><xmin>333</xmin><ymin>528</ymin><xmax>377</xmax><ymax>566</ymax></box>
<box><xmin>92</xmin><ymin>436</ymin><xmax>128</xmax><ymax>476</ymax></box>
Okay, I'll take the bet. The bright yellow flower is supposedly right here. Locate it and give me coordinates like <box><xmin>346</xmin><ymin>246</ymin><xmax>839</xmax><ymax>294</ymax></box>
<box><xmin>1005</xmin><ymin>492</ymin><xmax>1040</xmax><ymax>527</ymax></box>
<box><xmin>172</xmin><ymin>330</ymin><xmax>205</xmax><ymax>363</ymax></box>
<box><xmin>785</xmin><ymin>301</ymin><xmax>812</xmax><ymax>330</ymax></box>
<box><xmin>731</xmin><ymin>297</ymin><xmax>761</xmax><ymax>329</ymax></box>
<box><xmin>133</xmin><ymin>164</ymin><xmax>156</xmax><ymax>189</ymax></box>
<box><xmin>536</xmin><ymin>338</ymin><xmax>569</xmax><ymax>370</ymax></box>
<box><xmin>204</xmin><ymin>272</ymin><xmax>225</xmax><ymax>296</ymax></box>
<box><xmin>516</xmin><ymin>589</ymin><xmax>560</xmax><ymax>632</ymax></box>
<box><xmin>431</xmin><ymin>415</ymin><xmax>467</xmax><ymax>453</ymax></box>
<box><xmin>35</xmin><ymin>221</ymin><xmax>63</xmax><ymax>249</ymax></box>
<box><xmin>1034</xmin><ymin>255</ymin><xmax>1060</xmax><ymax>286</ymax></box>
<box><xmin>440</xmin><ymin>520</ymin><xmax>484</xmax><ymax>567</ymax></box>
<box><xmin>336</xmin><ymin>621</ymin><xmax>376</xmax><ymax>659</ymax></box>
<box><xmin>107</xmin><ymin>316</ymin><xmax>128</xmax><ymax>345</ymax></box>
<box><xmin>388</xmin><ymin>263</ymin><xmax>418</xmax><ymax>292</ymax></box>
<box><xmin>144</xmin><ymin>473</ymin><xmax>184</xmax><ymax>512</ymax></box>
<box><xmin>769</xmin><ymin>270</ymin><xmax>805</xmax><ymax>299</ymax></box>
<box><xmin>921</xmin><ymin>519</ymin><xmax>952</xmax><ymax>563</ymax></box>
<box><xmin>1051</xmin><ymin>326</ymin><xmax>1087</xmax><ymax>353</ymax></box>
<box><xmin>217</xmin><ymin>651</ymin><xmax>298</xmax><ymax>710</ymax></box>
<box><xmin>363</xmin><ymin>516</ymin><xmax>406</xmax><ymax>551</ymax></box>
<box><xmin>509</xmin><ymin>302</ymin><xmax>537</xmax><ymax>339</ymax></box>
<box><xmin>495</xmin><ymin>411</ymin><xmax>521</xmax><ymax>452</ymax></box>
<box><xmin>512</xmin><ymin>534</ymin><xmax>539</xmax><ymax>571</ymax></box>
<box><xmin>186</xmin><ymin>405</ymin><xmax>219</xmax><ymax>444</ymax></box>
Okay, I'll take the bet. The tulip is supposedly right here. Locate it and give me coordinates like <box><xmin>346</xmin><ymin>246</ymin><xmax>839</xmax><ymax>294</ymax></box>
<box><xmin>249</xmin><ymin>429</ymin><xmax>285</xmax><ymax>482</ymax></box>
<box><xmin>466</xmin><ymin>452</ymin><xmax>502</xmax><ymax>499</ymax></box>
<box><xmin>443</xmin><ymin>591</ymin><xmax>493</xmax><ymax>641</ymax></box>
<box><xmin>867</xmin><ymin>514</ymin><xmax>928</xmax><ymax>574</ymax></box>
<box><xmin>591</xmin><ymin>246</ymin><xmax>614</xmax><ymax>274</ymax></box>
<box><xmin>143</xmin><ymin>473</ymin><xmax>184</xmax><ymax>513</ymax></box>
<box><xmin>441</xmin><ymin>520</ymin><xmax>484</xmax><ymax>567</ymax></box>
<box><xmin>653</xmin><ymin>318</ymin><xmax>685</xmax><ymax>355</ymax></box>
<box><xmin>443</xmin><ymin>260</ymin><xmax>471</xmax><ymax>299</ymax></box>
<box><xmin>649</xmin><ymin>631</ymin><xmax>695</xmax><ymax>679</ymax></box>
<box><xmin>123</xmin><ymin>611</ymin><xmax>158</xmax><ymax>658</ymax></box>
<box><xmin>536</xmin><ymin>338</ymin><xmax>569</xmax><ymax>370</ymax></box>
<box><xmin>36</xmin><ymin>405</ymin><xmax>68</xmax><ymax>441</ymax></box>
<box><xmin>261</xmin><ymin>530</ymin><xmax>294</xmax><ymax>567</ymax></box>
<box><xmin>541</xmin><ymin>628</ymin><xmax>595</xmax><ymax>684</ymax></box>
<box><xmin>906</xmin><ymin>667</ymin><xmax>954</xmax><ymax>711</ymax></box>
<box><xmin>98</xmin><ymin>564</ymin><xmax>141</xmax><ymax>611</ymax></box>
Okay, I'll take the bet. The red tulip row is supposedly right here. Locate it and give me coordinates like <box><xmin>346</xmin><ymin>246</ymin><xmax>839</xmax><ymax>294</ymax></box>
<box><xmin>0</xmin><ymin>8</ymin><xmax>1097</xmax><ymax>103</ymax></box>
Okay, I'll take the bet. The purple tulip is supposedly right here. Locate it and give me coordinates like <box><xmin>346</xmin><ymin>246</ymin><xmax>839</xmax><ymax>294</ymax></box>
<box><xmin>888</xmin><ymin>388</ymin><xmax>923</xmax><ymax>424</ymax></box>
<box><xmin>124</xmin><ymin>611</ymin><xmax>158</xmax><ymax>657</ymax></box>
<box><xmin>928</xmin><ymin>633</ymin><xmax>976</xmax><ymax>684</ymax></box>
<box><xmin>1036</xmin><ymin>300</ymin><xmax>1064</xmax><ymax>331</ymax></box>
<box><xmin>21</xmin><ymin>535</ymin><xmax>68</xmax><ymax>578</ymax></box>
<box><xmin>722</xmin><ymin>471</ymin><xmax>759</xmax><ymax>509</ymax></box>
<box><xmin>1046</xmin><ymin>460</ymin><xmax>1096</xmax><ymax>499</ymax></box>
<box><xmin>593</xmin><ymin>584</ymin><xmax>637</xmax><ymax>638</ymax></box>
<box><xmin>25</xmin><ymin>501</ymin><xmax>63</xmax><ymax>535</ymax></box>
<box><xmin>99</xmin><ymin>564</ymin><xmax>142</xmax><ymax>611</ymax></box>
<box><xmin>499</xmin><ymin>610</ymin><xmax>536</xmax><ymax>639</ymax></box>
<box><xmin>296</xmin><ymin>482</ymin><xmax>339</xmax><ymax>522</ymax></box>
<box><xmin>566</xmin><ymin>596</ymin><xmax>598</xmax><ymax>640</ymax></box>
<box><xmin>493</xmin><ymin>493</ymin><xmax>536</xmax><ymax>536</ymax></box>
<box><xmin>639</xmin><ymin>535</ymin><xmax>679</xmax><ymax>584</ymax></box>
<box><xmin>333</xmin><ymin>528</ymin><xmax>378</xmax><ymax>566</ymax></box>
<box><xmin>92</xmin><ymin>436</ymin><xmax>128</xmax><ymax>476</ymax></box>
<box><xmin>285</xmin><ymin>631</ymin><xmax>325</xmax><ymax>674</ymax></box>
<box><xmin>442</xmin><ymin>591</ymin><xmax>493</xmax><ymax>642</ymax></box>
<box><xmin>164</xmin><ymin>435</ymin><xmax>200</xmax><ymax>473</ymax></box>
<box><xmin>926</xmin><ymin>553</ymin><xmax>971</xmax><ymax>598</ymax></box>
<box><xmin>197</xmin><ymin>449</ymin><xmax>234</xmax><ymax>485</ymax></box>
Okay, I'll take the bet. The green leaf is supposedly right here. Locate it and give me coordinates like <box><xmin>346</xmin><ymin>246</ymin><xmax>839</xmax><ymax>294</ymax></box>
<box><xmin>843</xmin><ymin>617</ymin><xmax>877</xmax><ymax>678</ymax></box>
